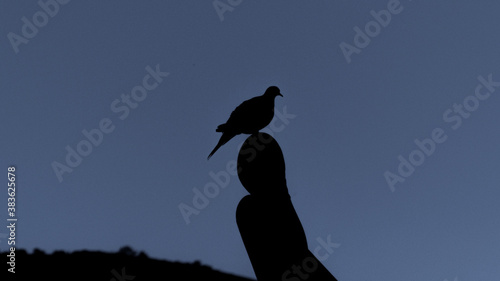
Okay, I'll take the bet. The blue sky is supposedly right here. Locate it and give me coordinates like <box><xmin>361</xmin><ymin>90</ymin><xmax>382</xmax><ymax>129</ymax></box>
<box><xmin>1</xmin><ymin>1</ymin><xmax>499</xmax><ymax>280</ymax></box>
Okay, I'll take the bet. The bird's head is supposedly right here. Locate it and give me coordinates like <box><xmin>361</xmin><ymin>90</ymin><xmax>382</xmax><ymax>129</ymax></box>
<box><xmin>264</xmin><ymin>86</ymin><xmax>283</xmax><ymax>98</ymax></box>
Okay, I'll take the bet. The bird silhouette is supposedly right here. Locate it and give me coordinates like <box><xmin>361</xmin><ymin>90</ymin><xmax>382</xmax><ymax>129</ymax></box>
<box><xmin>208</xmin><ymin>86</ymin><xmax>283</xmax><ymax>160</ymax></box>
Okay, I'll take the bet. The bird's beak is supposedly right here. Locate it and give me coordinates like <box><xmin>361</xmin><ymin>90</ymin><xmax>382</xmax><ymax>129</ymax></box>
<box><xmin>278</xmin><ymin>93</ymin><xmax>283</xmax><ymax>97</ymax></box>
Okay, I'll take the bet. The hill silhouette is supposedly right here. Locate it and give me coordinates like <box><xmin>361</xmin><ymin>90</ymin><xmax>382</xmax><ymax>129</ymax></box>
<box><xmin>2</xmin><ymin>246</ymin><xmax>255</xmax><ymax>280</ymax></box>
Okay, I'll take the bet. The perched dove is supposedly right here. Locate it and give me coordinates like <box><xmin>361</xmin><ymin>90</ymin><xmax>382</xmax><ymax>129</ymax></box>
<box><xmin>208</xmin><ymin>86</ymin><xmax>283</xmax><ymax>160</ymax></box>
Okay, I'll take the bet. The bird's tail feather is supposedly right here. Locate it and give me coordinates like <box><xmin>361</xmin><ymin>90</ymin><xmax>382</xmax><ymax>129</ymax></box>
<box><xmin>216</xmin><ymin>123</ymin><xmax>226</xmax><ymax>132</ymax></box>
<box><xmin>207</xmin><ymin>132</ymin><xmax>235</xmax><ymax>160</ymax></box>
